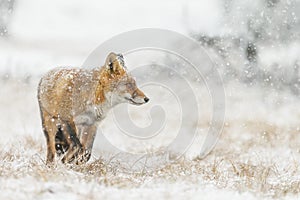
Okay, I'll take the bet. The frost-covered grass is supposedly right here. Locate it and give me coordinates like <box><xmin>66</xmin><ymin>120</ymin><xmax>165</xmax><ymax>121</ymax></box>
<box><xmin>0</xmin><ymin>121</ymin><xmax>300</xmax><ymax>199</ymax></box>
<box><xmin>0</xmin><ymin>79</ymin><xmax>300</xmax><ymax>200</ymax></box>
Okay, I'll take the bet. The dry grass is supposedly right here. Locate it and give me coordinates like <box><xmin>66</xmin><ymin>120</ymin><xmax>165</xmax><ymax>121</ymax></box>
<box><xmin>0</xmin><ymin>120</ymin><xmax>300</xmax><ymax>199</ymax></box>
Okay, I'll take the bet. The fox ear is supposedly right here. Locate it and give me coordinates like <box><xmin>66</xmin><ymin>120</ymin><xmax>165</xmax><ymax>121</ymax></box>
<box><xmin>105</xmin><ymin>52</ymin><xmax>117</xmax><ymax>70</ymax></box>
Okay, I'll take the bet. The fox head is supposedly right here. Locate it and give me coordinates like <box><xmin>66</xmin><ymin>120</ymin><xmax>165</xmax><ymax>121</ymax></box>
<box><xmin>96</xmin><ymin>52</ymin><xmax>149</xmax><ymax>106</ymax></box>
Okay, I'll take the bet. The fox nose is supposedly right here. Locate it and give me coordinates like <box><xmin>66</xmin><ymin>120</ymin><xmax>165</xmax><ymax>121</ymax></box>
<box><xmin>144</xmin><ymin>97</ymin><xmax>149</xmax><ymax>103</ymax></box>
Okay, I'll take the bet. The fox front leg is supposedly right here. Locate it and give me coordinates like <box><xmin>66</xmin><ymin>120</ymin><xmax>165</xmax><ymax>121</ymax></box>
<box><xmin>74</xmin><ymin>112</ymin><xmax>99</xmax><ymax>164</ymax></box>
<box><xmin>61</xmin><ymin>121</ymin><xmax>83</xmax><ymax>164</ymax></box>
<box><xmin>76</xmin><ymin>124</ymin><xmax>97</xmax><ymax>164</ymax></box>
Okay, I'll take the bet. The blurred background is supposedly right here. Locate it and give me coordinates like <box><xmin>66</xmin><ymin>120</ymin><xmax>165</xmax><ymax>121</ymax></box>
<box><xmin>1</xmin><ymin>0</ymin><xmax>299</xmax><ymax>84</ymax></box>
<box><xmin>0</xmin><ymin>0</ymin><xmax>300</xmax><ymax>150</ymax></box>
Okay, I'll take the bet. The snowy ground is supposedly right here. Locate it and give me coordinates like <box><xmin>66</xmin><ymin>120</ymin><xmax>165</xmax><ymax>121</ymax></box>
<box><xmin>1</xmin><ymin>0</ymin><xmax>300</xmax><ymax>199</ymax></box>
<box><xmin>1</xmin><ymin>77</ymin><xmax>300</xmax><ymax>199</ymax></box>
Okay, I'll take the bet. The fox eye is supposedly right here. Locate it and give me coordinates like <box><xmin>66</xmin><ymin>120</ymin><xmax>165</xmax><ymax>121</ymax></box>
<box><xmin>126</xmin><ymin>82</ymin><xmax>135</xmax><ymax>89</ymax></box>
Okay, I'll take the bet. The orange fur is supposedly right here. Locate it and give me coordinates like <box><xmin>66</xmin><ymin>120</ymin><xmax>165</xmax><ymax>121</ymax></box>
<box><xmin>38</xmin><ymin>52</ymin><xmax>149</xmax><ymax>164</ymax></box>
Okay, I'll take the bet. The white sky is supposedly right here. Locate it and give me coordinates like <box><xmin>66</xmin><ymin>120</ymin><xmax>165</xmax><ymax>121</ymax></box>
<box><xmin>10</xmin><ymin>0</ymin><xmax>222</xmax><ymax>43</ymax></box>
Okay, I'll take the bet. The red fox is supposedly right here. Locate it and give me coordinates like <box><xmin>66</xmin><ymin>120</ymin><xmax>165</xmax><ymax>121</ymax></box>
<box><xmin>37</xmin><ymin>52</ymin><xmax>149</xmax><ymax>164</ymax></box>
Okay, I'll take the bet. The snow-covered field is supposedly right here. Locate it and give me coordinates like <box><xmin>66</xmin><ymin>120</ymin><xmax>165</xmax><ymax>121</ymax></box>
<box><xmin>1</xmin><ymin>0</ymin><xmax>300</xmax><ymax>199</ymax></box>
